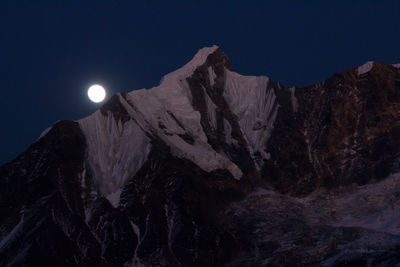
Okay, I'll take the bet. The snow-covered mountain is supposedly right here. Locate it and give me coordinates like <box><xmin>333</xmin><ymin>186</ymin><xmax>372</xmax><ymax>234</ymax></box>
<box><xmin>1</xmin><ymin>46</ymin><xmax>399</xmax><ymax>266</ymax></box>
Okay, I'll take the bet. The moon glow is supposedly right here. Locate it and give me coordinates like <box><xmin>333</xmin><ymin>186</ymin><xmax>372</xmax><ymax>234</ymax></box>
<box><xmin>88</xmin><ymin>84</ymin><xmax>106</xmax><ymax>103</ymax></box>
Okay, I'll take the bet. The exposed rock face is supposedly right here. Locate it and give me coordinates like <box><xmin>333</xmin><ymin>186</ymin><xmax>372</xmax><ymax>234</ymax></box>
<box><xmin>263</xmin><ymin>62</ymin><xmax>400</xmax><ymax>195</ymax></box>
<box><xmin>0</xmin><ymin>121</ymin><xmax>102</xmax><ymax>266</ymax></box>
<box><xmin>0</xmin><ymin>47</ymin><xmax>399</xmax><ymax>266</ymax></box>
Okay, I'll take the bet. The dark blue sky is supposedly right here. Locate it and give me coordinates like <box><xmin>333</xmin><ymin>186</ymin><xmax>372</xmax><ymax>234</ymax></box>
<box><xmin>0</xmin><ymin>1</ymin><xmax>399</xmax><ymax>165</ymax></box>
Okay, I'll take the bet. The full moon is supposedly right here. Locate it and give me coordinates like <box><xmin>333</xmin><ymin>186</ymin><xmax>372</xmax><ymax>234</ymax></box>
<box><xmin>88</xmin><ymin>84</ymin><xmax>106</xmax><ymax>103</ymax></box>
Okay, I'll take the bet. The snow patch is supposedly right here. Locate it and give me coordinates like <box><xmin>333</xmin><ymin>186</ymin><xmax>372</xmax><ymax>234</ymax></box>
<box><xmin>288</xmin><ymin>87</ymin><xmax>298</xmax><ymax>112</ymax></box>
<box><xmin>392</xmin><ymin>63</ymin><xmax>400</xmax><ymax>69</ymax></box>
<box><xmin>224</xmin><ymin>119</ymin><xmax>237</xmax><ymax>146</ymax></box>
<box><xmin>38</xmin><ymin>126</ymin><xmax>52</xmax><ymax>139</ymax></box>
<box><xmin>164</xmin><ymin>205</ymin><xmax>175</xmax><ymax>257</ymax></box>
<box><xmin>80</xmin><ymin>167</ymin><xmax>87</xmax><ymax>188</ymax></box>
<box><xmin>3</xmin><ymin>243</ymin><xmax>32</xmax><ymax>266</ymax></box>
<box><xmin>358</xmin><ymin>61</ymin><xmax>374</xmax><ymax>75</ymax></box>
<box><xmin>106</xmin><ymin>189</ymin><xmax>121</xmax><ymax>208</ymax></box>
<box><xmin>127</xmin><ymin>217</ymin><xmax>149</xmax><ymax>267</ymax></box>
<box><xmin>208</xmin><ymin>66</ymin><xmax>216</xmax><ymax>87</ymax></box>
<box><xmin>0</xmin><ymin>220</ymin><xmax>23</xmax><ymax>249</ymax></box>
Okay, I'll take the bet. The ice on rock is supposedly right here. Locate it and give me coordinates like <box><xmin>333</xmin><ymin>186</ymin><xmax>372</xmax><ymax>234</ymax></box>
<box><xmin>223</xmin><ymin>70</ymin><xmax>279</xmax><ymax>168</ymax></box>
<box><xmin>358</xmin><ymin>61</ymin><xmax>374</xmax><ymax>75</ymax></box>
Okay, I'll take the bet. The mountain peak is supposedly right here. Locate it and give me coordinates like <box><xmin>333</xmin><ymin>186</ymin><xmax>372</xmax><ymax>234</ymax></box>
<box><xmin>159</xmin><ymin>45</ymin><xmax>220</xmax><ymax>86</ymax></box>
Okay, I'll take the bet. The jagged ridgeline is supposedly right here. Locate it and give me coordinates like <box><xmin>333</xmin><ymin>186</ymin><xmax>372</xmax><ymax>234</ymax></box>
<box><xmin>1</xmin><ymin>46</ymin><xmax>399</xmax><ymax>266</ymax></box>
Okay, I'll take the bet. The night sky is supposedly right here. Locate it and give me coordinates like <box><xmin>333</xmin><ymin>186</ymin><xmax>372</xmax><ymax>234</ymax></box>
<box><xmin>1</xmin><ymin>1</ymin><xmax>399</xmax><ymax>165</ymax></box>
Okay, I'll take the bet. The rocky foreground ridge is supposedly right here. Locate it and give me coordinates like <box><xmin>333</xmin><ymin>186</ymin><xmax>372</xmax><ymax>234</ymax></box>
<box><xmin>0</xmin><ymin>46</ymin><xmax>399</xmax><ymax>266</ymax></box>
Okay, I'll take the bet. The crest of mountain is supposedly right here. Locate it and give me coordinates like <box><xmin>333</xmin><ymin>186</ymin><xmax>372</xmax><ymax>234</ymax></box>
<box><xmin>1</xmin><ymin>46</ymin><xmax>399</xmax><ymax>266</ymax></box>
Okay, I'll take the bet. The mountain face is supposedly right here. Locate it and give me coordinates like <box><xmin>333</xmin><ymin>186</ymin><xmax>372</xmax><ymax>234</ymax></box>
<box><xmin>1</xmin><ymin>46</ymin><xmax>399</xmax><ymax>266</ymax></box>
